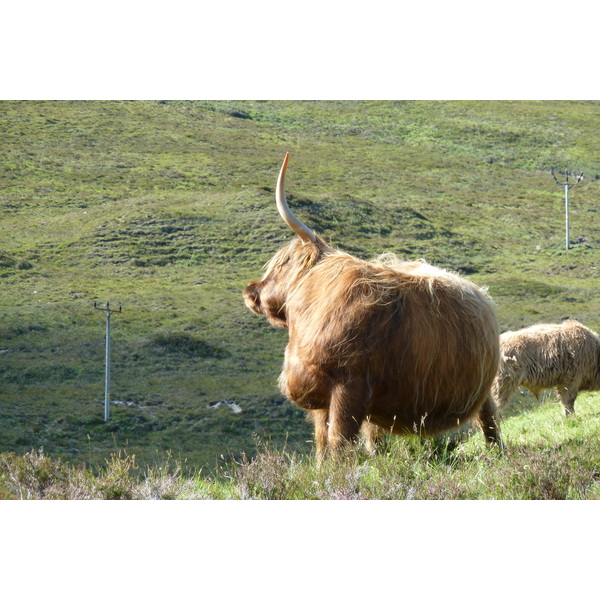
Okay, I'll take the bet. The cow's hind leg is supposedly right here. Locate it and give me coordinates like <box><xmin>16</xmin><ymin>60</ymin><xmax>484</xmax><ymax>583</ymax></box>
<box><xmin>477</xmin><ymin>394</ymin><xmax>504</xmax><ymax>450</ymax></box>
<box><xmin>360</xmin><ymin>419</ymin><xmax>379</xmax><ymax>454</ymax></box>
<box><xmin>327</xmin><ymin>377</ymin><xmax>367</xmax><ymax>456</ymax></box>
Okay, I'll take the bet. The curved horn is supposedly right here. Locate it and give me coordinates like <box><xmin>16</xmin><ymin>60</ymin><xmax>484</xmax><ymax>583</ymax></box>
<box><xmin>276</xmin><ymin>153</ymin><xmax>316</xmax><ymax>243</ymax></box>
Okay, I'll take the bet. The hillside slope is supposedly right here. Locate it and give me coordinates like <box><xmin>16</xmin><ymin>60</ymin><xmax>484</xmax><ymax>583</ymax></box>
<box><xmin>1</xmin><ymin>100</ymin><xmax>599</xmax><ymax>471</ymax></box>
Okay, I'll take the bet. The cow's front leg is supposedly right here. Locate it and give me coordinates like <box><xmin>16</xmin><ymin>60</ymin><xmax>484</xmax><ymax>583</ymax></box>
<box><xmin>309</xmin><ymin>408</ymin><xmax>329</xmax><ymax>464</ymax></box>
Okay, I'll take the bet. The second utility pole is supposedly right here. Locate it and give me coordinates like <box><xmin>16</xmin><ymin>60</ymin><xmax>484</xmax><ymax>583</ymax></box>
<box><xmin>552</xmin><ymin>170</ymin><xmax>584</xmax><ymax>250</ymax></box>
<box><xmin>94</xmin><ymin>302</ymin><xmax>122</xmax><ymax>421</ymax></box>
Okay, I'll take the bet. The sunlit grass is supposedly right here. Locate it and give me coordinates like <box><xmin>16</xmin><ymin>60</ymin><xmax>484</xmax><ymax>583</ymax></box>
<box><xmin>3</xmin><ymin>392</ymin><xmax>599</xmax><ymax>499</ymax></box>
<box><xmin>1</xmin><ymin>100</ymin><xmax>600</xmax><ymax>477</ymax></box>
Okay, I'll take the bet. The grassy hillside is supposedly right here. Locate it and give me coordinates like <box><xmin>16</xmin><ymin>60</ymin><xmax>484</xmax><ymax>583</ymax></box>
<box><xmin>1</xmin><ymin>100</ymin><xmax>600</xmax><ymax>473</ymax></box>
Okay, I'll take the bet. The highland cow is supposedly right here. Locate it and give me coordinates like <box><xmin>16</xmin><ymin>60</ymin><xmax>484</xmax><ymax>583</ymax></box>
<box><xmin>492</xmin><ymin>320</ymin><xmax>600</xmax><ymax>416</ymax></box>
<box><xmin>243</xmin><ymin>153</ymin><xmax>503</xmax><ymax>459</ymax></box>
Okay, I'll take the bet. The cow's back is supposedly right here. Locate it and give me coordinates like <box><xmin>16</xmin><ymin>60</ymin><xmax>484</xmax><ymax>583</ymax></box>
<box><xmin>286</xmin><ymin>255</ymin><xmax>500</xmax><ymax>432</ymax></box>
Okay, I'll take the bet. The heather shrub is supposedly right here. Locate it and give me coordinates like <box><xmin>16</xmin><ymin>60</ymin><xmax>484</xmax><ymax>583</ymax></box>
<box><xmin>0</xmin><ymin>449</ymin><xmax>206</xmax><ymax>500</ymax></box>
<box><xmin>3</xmin><ymin>394</ymin><xmax>600</xmax><ymax>500</ymax></box>
<box><xmin>0</xmin><ymin>449</ymin><xmax>75</xmax><ymax>500</ymax></box>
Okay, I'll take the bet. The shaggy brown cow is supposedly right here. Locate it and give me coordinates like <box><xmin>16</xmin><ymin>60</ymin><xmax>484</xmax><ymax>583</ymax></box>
<box><xmin>492</xmin><ymin>319</ymin><xmax>600</xmax><ymax>416</ymax></box>
<box><xmin>243</xmin><ymin>153</ymin><xmax>503</xmax><ymax>458</ymax></box>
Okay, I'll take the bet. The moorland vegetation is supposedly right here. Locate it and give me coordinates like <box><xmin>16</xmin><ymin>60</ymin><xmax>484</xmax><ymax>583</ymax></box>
<box><xmin>1</xmin><ymin>100</ymin><xmax>600</xmax><ymax>498</ymax></box>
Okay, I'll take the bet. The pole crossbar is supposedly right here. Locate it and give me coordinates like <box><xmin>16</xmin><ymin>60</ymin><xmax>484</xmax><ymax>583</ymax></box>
<box><xmin>94</xmin><ymin>302</ymin><xmax>122</xmax><ymax>420</ymax></box>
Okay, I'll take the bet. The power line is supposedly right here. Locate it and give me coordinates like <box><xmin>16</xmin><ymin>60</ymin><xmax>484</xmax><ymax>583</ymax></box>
<box><xmin>0</xmin><ymin>296</ymin><xmax>198</xmax><ymax>315</ymax></box>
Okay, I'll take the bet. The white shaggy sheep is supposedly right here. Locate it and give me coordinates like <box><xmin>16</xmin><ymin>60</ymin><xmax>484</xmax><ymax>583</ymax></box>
<box><xmin>492</xmin><ymin>320</ymin><xmax>600</xmax><ymax>416</ymax></box>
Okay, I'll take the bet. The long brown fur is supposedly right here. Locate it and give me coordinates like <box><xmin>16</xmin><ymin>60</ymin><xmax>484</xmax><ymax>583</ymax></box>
<box><xmin>243</xmin><ymin>159</ymin><xmax>503</xmax><ymax>460</ymax></box>
<box><xmin>492</xmin><ymin>320</ymin><xmax>600</xmax><ymax>416</ymax></box>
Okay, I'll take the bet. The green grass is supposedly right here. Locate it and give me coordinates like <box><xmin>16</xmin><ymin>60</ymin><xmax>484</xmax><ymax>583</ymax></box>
<box><xmin>2</xmin><ymin>391</ymin><xmax>600</xmax><ymax>499</ymax></box>
<box><xmin>1</xmin><ymin>100</ymin><xmax>600</xmax><ymax>485</ymax></box>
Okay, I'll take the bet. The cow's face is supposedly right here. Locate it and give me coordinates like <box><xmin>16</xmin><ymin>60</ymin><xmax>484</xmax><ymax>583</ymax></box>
<box><xmin>243</xmin><ymin>236</ymin><xmax>325</xmax><ymax>328</ymax></box>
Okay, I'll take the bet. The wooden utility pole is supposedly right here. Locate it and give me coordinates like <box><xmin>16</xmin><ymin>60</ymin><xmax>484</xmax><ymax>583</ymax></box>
<box><xmin>94</xmin><ymin>302</ymin><xmax>122</xmax><ymax>421</ymax></box>
<box><xmin>552</xmin><ymin>170</ymin><xmax>584</xmax><ymax>250</ymax></box>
